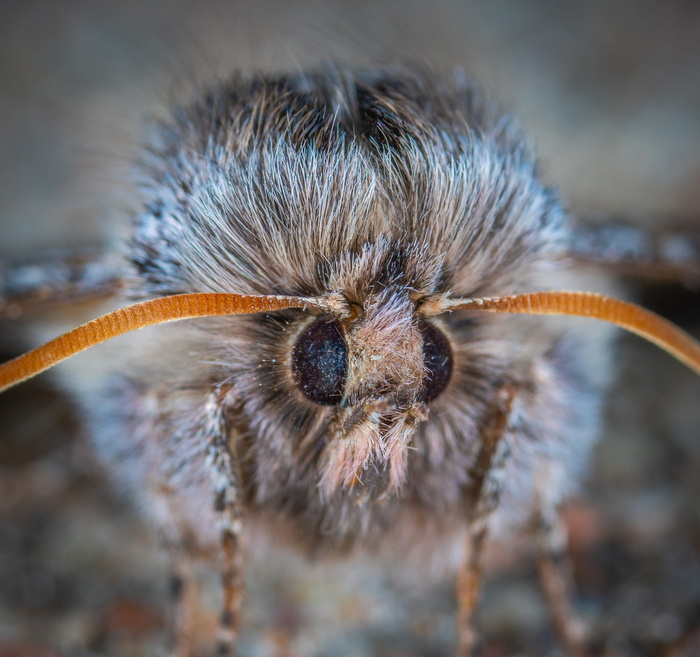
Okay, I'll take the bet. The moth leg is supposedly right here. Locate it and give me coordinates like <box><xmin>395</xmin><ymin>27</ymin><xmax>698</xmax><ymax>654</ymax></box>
<box><xmin>535</xmin><ymin>470</ymin><xmax>588</xmax><ymax>657</ymax></box>
<box><xmin>201</xmin><ymin>387</ymin><xmax>245</xmax><ymax>657</ymax></box>
<box><xmin>456</xmin><ymin>384</ymin><xmax>516</xmax><ymax>657</ymax></box>
<box><xmin>150</xmin><ymin>482</ymin><xmax>199</xmax><ymax>657</ymax></box>
<box><xmin>167</xmin><ymin>542</ymin><xmax>198</xmax><ymax>657</ymax></box>
<box><xmin>89</xmin><ymin>376</ymin><xmax>246</xmax><ymax>654</ymax></box>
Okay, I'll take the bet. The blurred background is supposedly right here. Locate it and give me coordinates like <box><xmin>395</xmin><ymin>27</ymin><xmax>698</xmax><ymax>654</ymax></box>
<box><xmin>0</xmin><ymin>1</ymin><xmax>699</xmax><ymax>655</ymax></box>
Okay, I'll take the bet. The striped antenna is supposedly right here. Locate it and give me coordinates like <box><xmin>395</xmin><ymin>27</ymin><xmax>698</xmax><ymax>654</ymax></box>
<box><xmin>0</xmin><ymin>293</ymin><xmax>327</xmax><ymax>392</ymax></box>
<box><xmin>2</xmin><ymin>290</ymin><xmax>699</xmax><ymax>394</ymax></box>
<box><xmin>422</xmin><ymin>290</ymin><xmax>700</xmax><ymax>376</ymax></box>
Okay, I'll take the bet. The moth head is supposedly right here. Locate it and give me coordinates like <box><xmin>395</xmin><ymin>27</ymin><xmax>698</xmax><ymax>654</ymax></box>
<box><xmin>3</xmin><ymin>70</ymin><xmax>699</xmax><ymax>541</ymax></box>
<box><xmin>1</xmin><ymin>290</ymin><xmax>699</xmax><ymax>506</ymax></box>
<box><xmin>290</xmin><ymin>289</ymin><xmax>453</xmax><ymax>497</ymax></box>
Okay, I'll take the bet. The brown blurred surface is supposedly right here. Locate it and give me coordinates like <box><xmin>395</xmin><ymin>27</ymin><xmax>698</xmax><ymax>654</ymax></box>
<box><xmin>1</xmin><ymin>2</ymin><xmax>700</xmax><ymax>656</ymax></box>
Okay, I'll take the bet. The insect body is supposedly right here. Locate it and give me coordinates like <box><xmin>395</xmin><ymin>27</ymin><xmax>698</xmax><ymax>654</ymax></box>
<box><xmin>2</xmin><ymin>68</ymin><xmax>700</xmax><ymax>656</ymax></box>
<box><xmin>108</xmin><ymin>69</ymin><xmax>597</xmax><ymax>561</ymax></box>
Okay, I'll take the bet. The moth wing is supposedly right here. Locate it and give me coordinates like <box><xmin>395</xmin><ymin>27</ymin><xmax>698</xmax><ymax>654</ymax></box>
<box><xmin>0</xmin><ymin>246</ymin><xmax>122</xmax><ymax>319</ymax></box>
<box><xmin>567</xmin><ymin>216</ymin><xmax>700</xmax><ymax>285</ymax></box>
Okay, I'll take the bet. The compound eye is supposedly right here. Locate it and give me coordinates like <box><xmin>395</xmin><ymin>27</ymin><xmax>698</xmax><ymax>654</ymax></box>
<box><xmin>292</xmin><ymin>319</ymin><xmax>348</xmax><ymax>405</ymax></box>
<box><xmin>420</xmin><ymin>321</ymin><xmax>453</xmax><ymax>402</ymax></box>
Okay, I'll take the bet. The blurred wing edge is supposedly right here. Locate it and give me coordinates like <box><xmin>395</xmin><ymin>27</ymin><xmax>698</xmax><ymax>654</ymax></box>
<box><xmin>0</xmin><ymin>247</ymin><xmax>123</xmax><ymax>319</ymax></box>
<box><xmin>567</xmin><ymin>216</ymin><xmax>700</xmax><ymax>286</ymax></box>
<box><xmin>3</xmin><ymin>217</ymin><xmax>700</xmax><ymax>319</ymax></box>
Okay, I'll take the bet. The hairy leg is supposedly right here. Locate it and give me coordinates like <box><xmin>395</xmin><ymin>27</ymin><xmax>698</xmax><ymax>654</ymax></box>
<box><xmin>167</xmin><ymin>543</ymin><xmax>198</xmax><ymax>657</ymax></box>
<box><xmin>535</xmin><ymin>466</ymin><xmax>588</xmax><ymax>657</ymax></box>
<box><xmin>201</xmin><ymin>387</ymin><xmax>244</xmax><ymax>656</ymax></box>
<box><xmin>146</xmin><ymin>385</ymin><xmax>245</xmax><ymax>657</ymax></box>
<box><xmin>456</xmin><ymin>384</ymin><xmax>516</xmax><ymax>657</ymax></box>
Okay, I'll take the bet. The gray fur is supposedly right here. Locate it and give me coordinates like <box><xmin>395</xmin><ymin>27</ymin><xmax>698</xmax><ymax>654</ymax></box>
<box><xmin>88</xmin><ymin>68</ymin><xmax>604</xmax><ymax>561</ymax></box>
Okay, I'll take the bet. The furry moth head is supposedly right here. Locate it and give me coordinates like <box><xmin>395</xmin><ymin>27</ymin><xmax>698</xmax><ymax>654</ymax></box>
<box><xmin>2</xmin><ymin>69</ymin><xmax>699</xmax><ymax>552</ymax></box>
<box><xmin>129</xmin><ymin>69</ymin><xmax>566</xmax><ymax>501</ymax></box>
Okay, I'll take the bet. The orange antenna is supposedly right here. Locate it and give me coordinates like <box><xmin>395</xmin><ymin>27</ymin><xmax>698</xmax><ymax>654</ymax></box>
<box><xmin>2</xmin><ymin>290</ymin><xmax>699</xmax><ymax>394</ymax></box>
<box><xmin>423</xmin><ymin>290</ymin><xmax>700</xmax><ymax>376</ymax></box>
<box><xmin>0</xmin><ymin>293</ymin><xmax>327</xmax><ymax>392</ymax></box>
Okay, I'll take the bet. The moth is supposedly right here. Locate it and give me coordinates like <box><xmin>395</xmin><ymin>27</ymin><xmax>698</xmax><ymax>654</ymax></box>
<box><xmin>1</xmin><ymin>67</ymin><xmax>700</xmax><ymax>657</ymax></box>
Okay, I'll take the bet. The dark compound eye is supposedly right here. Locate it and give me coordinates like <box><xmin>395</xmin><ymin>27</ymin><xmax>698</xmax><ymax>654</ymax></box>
<box><xmin>292</xmin><ymin>319</ymin><xmax>348</xmax><ymax>405</ymax></box>
<box><xmin>420</xmin><ymin>321</ymin><xmax>453</xmax><ymax>402</ymax></box>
